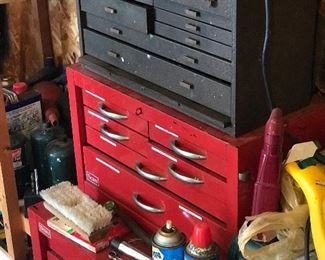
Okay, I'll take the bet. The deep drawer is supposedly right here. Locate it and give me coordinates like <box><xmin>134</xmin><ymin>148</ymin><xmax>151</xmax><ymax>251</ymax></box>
<box><xmin>84</xmin><ymin>107</ymin><xmax>149</xmax><ymax>157</ymax></box>
<box><xmin>148</xmin><ymin>122</ymin><xmax>230</xmax><ymax>176</ymax></box>
<box><xmin>86</xmin><ymin>13</ymin><xmax>232</xmax><ymax>82</ymax></box>
<box><xmin>80</xmin><ymin>0</ymin><xmax>153</xmax><ymax>33</ymax></box>
<box><xmin>83</xmin><ymin>29</ymin><xmax>231</xmax><ymax>117</ymax></box>
<box><xmin>81</xmin><ymin>81</ymin><xmax>149</xmax><ymax>136</ymax></box>
<box><xmin>155</xmin><ymin>8</ymin><xmax>233</xmax><ymax>46</ymax></box>
<box><xmin>155</xmin><ymin>22</ymin><xmax>232</xmax><ymax>61</ymax></box>
<box><xmin>154</xmin><ymin>0</ymin><xmax>232</xmax><ymax>30</ymax></box>
<box><xmin>83</xmin><ymin>146</ymin><xmax>232</xmax><ymax>251</ymax></box>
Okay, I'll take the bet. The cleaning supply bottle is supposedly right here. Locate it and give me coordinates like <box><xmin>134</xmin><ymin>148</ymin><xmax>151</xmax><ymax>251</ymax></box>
<box><xmin>46</xmin><ymin>137</ymin><xmax>76</xmax><ymax>186</ymax></box>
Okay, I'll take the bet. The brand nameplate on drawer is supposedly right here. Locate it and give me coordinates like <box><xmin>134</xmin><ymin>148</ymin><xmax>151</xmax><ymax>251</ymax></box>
<box><xmin>87</xmin><ymin>110</ymin><xmax>109</xmax><ymax>123</ymax></box>
<box><xmin>154</xmin><ymin>124</ymin><xmax>179</xmax><ymax>138</ymax></box>
<box><xmin>152</xmin><ymin>146</ymin><xmax>177</xmax><ymax>162</ymax></box>
<box><xmin>96</xmin><ymin>157</ymin><xmax>120</xmax><ymax>174</ymax></box>
<box><xmin>179</xmin><ymin>205</ymin><xmax>202</xmax><ymax>220</ymax></box>
<box><xmin>86</xmin><ymin>171</ymin><xmax>100</xmax><ymax>186</ymax></box>
<box><xmin>38</xmin><ymin>223</ymin><xmax>51</xmax><ymax>239</ymax></box>
<box><xmin>100</xmin><ymin>135</ymin><xmax>117</xmax><ymax>147</ymax></box>
<box><xmin>85</xmin><ymin>90</ymin><xmax>105</xmax><ymax>101</ymax></box>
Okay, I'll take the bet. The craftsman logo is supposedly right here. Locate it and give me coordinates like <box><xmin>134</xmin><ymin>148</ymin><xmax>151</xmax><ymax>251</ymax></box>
<box><xmin>38</xmin><ymin>223</ymin><xmax>51</xmax><ymax>239</ymax></box>
<box><xmin>86</xmin><ymin>171</ymin><xmax>99</xmax><ymax>186</ymax></box>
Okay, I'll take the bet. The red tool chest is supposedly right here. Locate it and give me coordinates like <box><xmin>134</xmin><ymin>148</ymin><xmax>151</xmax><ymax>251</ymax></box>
<box><xmin>29</xmin><ymin>63</ymin><xmax>325</xmax><ymax>259</ymax></box>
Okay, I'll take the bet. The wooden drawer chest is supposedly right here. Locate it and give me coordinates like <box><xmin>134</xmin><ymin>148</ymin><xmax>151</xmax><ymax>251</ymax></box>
<box><xmin>77</xmin><ymin>0</ymin><xmax>319</xmax><ymax>135</ymax></box>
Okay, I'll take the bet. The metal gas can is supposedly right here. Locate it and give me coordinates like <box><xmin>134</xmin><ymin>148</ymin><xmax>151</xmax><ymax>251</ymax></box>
<box><xmin>152</xmin><ymin>220</ymin><xmax>185</xmax><ymax>260</ymax></box>
<box><xmin>46</xmin><ymin>137</ymin><xmax>76</xmax><ymax>185</ymax></box>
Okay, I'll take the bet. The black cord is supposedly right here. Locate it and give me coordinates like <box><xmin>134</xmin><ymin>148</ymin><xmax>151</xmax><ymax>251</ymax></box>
<box><xmin>304</xmin><ymin>216</ymin><xmax>311</xmax><ymax>260</ymax></box>
<box><xmin>262</xmin><ymin>0</ymin><xmax>274</xmax><ymax>112</ymax></box>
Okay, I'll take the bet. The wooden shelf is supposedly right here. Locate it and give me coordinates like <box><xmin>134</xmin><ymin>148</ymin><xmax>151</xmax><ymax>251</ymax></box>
<box><xmin>21</xmin><ymin>214</ymin><xmax>30</xmax><ymax>236</ymax></box>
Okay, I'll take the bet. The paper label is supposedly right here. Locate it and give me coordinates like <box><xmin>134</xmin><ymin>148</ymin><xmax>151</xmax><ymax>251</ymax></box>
<box><xmin>38</xmin><ymin>223</ymin><xmax>51</xmax><ymax>239</ymax></box>
<box><xmin>11</xmin><ymin>148</ymin><xmax>22</xmax><ymax>169</ymax></box>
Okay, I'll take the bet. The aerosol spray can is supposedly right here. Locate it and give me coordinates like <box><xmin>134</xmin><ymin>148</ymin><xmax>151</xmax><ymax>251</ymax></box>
<box><xmin>185</xmin><ymin>222</ymin><xmax>219</xmax><ymax>259</ymax></box>
<box><xmin>152</xmin><ymin>220</ymin><xmax>186</xmax><ymax>260</ymax></box>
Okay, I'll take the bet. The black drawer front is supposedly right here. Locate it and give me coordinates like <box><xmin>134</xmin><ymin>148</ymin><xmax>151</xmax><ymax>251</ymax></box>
<box><xmin>83</xmin><ymin>29</ymin><xmax>231</xmax><ymax>116</ymax></box>
<box><xmin>80</xmin><ymin>0</ymin><xmax>152</xmax><ymax>33</ymax></box>
<box><xmin>86</xmin><ymin>14</ymin><xmax>232</xmax><ymax>82</ymax></box>
<box><xmin>155</xmin><ymin>22</ymin><xmax>232</xmax><ymax>61</ymax></box>
<box><xmin>154</xmin><ymin>0</ymin><xmax>232</xmax><ymax>30</ymax></box>
<box><xmin>155</xmin><ymin>8</ymin><xmax>232</xmax><ymax>46</ymax></box>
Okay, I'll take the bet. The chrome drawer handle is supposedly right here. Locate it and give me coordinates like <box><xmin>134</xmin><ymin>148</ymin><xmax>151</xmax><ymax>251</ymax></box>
<box><xmin>104</xmin><ymin>7</ymin><xmax>116</xmax><ymax>14</ymax></box>
<box><xmin>179</xmin><ymin>80</ymin><xmax>193</xmax><ymax>90</ymax></box>
<box><xmin>110</xmin><ymin>27</ymin><xmax>122</xmax><ymax>35</ymax></box>
<box><xmin>170</xmin><ymin>140</ymin><xmax>206</xmax><ymax>160</ymax></box>
<box><xmin>100</xmin><ymin>124</ymin><xmax>129</xmax><ymax>141</ymax></box>
<box><xmin>168</xmin><ymin>164</ymin><xmax>204</xmax><ymax>184</ymax></box>
<box><xmin>107</xmin><ymin>51</ymin><xmax>120</xmax><ymax>59</ymax></box>
<box><xmin>185</xmin><ymin>23</ymin><xmax>199</xmax><ymax>32</ymax></box>
<box><xmin>185</xmin><ymin>37</ymin><xmax>200</xmax><ymax>46</ymax></box>
<box><xmin>98</xmin><ymin>103</ymin><xmax>128</xmax><ymax>120</ymax></box>
<box><xmin>135</xmin><ymin>162</ymin><xmax>167</xmax><ymax>182</ymax></box>
<box><xmin>183</xmin><ymin>56</ymin><xmax>198</xmax><ymax>64</ymax></box>
<box><xmin>132</xmin><ymin>193</ymin><xmax>165</xmax><ymax>214</ymax></box>
<box><xmin>185</xmin><ymin>9</ymin><xmax>200</xmax><ymax>18</ymax></box>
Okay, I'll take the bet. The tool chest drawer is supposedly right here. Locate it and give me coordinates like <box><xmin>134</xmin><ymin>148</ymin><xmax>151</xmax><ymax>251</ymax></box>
<box><xmin>83</xmin><ymin>29</ymin><xmax>232</xmax><ymax>117</ymax></box>
<box><xmin>155</xmin><ymin>8</ymin><xmax>233</xmax><ymax>46</ymax></box>
<box><xmin>155</xmin><ymin>21</ymin><xmax>232</xmax><ymax>61</ymax></box>
<box><xmin>154</xmin><ymin>0</ymin><xmax>232</xmax><ymax>30</ymax></box>
<box><xmin>81</xmin><ymin>80</ymin><xmax>149</xmax><ymax>136</ymax></box>
<box><xmin>83</xmin><ymin>146</ymin><xmax>232</xmax><ymax>252</ymax></box>
<box><xmin>86</xmin><ymin>14</ymin><xmax>232</xmax><ymax>82</ymax></box>
<box><xmin>84</xmin><ymin>107</ymin><xmax>148</xmax><ymax>157</ymax></box>
<box><xmin>80</xmin><ymin>0</ymin><xmax>153</xmax><ymax>33</ymax></box>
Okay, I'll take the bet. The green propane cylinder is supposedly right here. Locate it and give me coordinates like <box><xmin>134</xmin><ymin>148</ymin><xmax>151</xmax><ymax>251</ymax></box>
<box><xmin>46</xmin><ymin>137</ymin><xmax>76</xmax><ymax>185</ymax></box>
<box><xmin>31</xmin><ymin>123</ymin><xmax>65</xmax><ymax>189</ymax></box>
<box><xmin>9</xmin><ymin>131</ymin><xmax>30</xmax><ymax>199</ymax></box>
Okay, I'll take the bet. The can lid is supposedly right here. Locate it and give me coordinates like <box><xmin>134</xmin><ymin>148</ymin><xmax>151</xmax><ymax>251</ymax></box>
<box><xmin>190</xmin><ymin>222</ymin><xmax>212</xmax><ymax>248</ymax></box>
<box><xmin>12</xmin><ymin>82</ymin><xmax>28</xmax><ymax>94</ymax></box>
<box><xmin>153</xmin><ymin>220</ymin><xmax>184</xmax><ymax>247</ymax></box>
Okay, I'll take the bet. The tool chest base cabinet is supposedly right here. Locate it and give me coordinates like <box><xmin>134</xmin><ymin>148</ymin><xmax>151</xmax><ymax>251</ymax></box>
<box><xmin>77</xmin><ymin>0</ymin><xmax>319</xmax><ymax>136</ymax></box>
<box><xmin>62</xmin><ymin>64</ymin><xmax>325</xmax><ymax>258</ymax></box>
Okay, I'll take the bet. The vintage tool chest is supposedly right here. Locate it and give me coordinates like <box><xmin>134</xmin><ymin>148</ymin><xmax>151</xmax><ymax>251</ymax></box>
<box><xmin>25</xmin><ymin>64</ymin><xmax>321</xmax><ymax>259</ymax></box>
<box><xmin>77</xmin><ymin>0</ymin><xmax>319</xmax><ymax>136</ymax></box>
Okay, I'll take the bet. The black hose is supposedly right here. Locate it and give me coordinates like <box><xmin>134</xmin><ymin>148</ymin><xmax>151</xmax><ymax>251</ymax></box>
<box><xmin>304</xmin><ymin>216</ymin><xmax>311</xmax><ymax>260</ymax></box>
<box><xmin>262</xmin><ymin>0</ymin><xmax>274</xmax><ymax>112</ymax></box>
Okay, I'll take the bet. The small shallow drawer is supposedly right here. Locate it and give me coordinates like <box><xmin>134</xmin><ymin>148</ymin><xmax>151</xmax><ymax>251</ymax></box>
<box><xmin>84</xmin><ymin>29</ymin><xmax>231</xmax><ymax>117</ymax></box>
<box><xmin>148</xmin><ymin>122</ymin><xmax>229</xmax><ymax>176</ymax></box>
<box><xmin>85</xmin><ymin>125</ymin><xmax>146</xmax><ymax>168</ymax></box>
<box><xmin>82</xmin><ymin>81</ymin><xmax>148</xmax><ymax>136</ymax></box>
<box><xmin>155</xmin><ymin>8</ymin><xmax>232</xmax><ymax>46</ymax></box>
<box><xmin>134</xmin><ymin>143</ymin><xmax>233</xmax><ymax>224</ymax></box>
<box><xmin>86</xmin><ymin>13</ymin><xmax>232</xmax><ymax>82</ymax></box>
<box><xmin>155</xmin><ymin>22</ymin><xmax>232</xmax><ymax>61</ymax></box>
<box><xmin>83</xmin><ymin>146</ymin><xmax>232</xmax><ymax>252</ymax></box>
<box><xmin>154</xmin><ymin>0</ymin><xmax>232</xmax><ymax>30</ymax></box>
<box><xmin>84</xmin><ymin>107</ymin><xmax>148</xmax><ymax>157</ymax></box>
<box><xmin>80</xmin><ymin>0</ymin><xmax>153</xmax><ymax>33</ymax></box>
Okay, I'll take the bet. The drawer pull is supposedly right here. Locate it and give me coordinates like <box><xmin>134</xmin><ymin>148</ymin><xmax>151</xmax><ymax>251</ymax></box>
<box><xmin>185</xmin><ymin>37</ymin><xmax>199</xmax><ymax>46</ymax></box>
<box><xmin>100</xmin><ymin>124</ymin><xmax>129</xmax><ymax>141</ymax></box>
<box><xmin>98</xmin><ymin>103</ymin><xmax>128</xmax><ymax>120</ymax></box>
<box><xmin>185</xmin><ymin>9</ymin><xmax>200</xmax><ymax>18</ymax></box>
<box><xmin>135</xmin><ymin>162</ymin><xmax>167</xmax><ymax>182</ymax></box>
<box><xmin>170</xmin><ymin>140</ymin><xmax>206</xmax><ymax>160</ymax></box>
<box><xmin>104</xmin><ymin>7</ymin><xmax>116</xmax><ymax>14</ymax></box>
<box><xmin>179</xmin><ymin>80</ymin><xmax>193</xmax><ymax>90</ymax></box>
<box><xmin>110</xmin><ymin>27</ymin><xmax>122</xmax><ymax>35</ymax></box>
<box><xmin>168</xmin><ymin>164</ymin><xmax>204</xmax><ymax>184</ymax></box>
<box><xmin>132</xmin><ymin>193</ymin><xmax>165</xmax><ymax>214</ymax></box>
<box><xmin>107</xmin><ymin>51</ymin><xmax>120</xmax><ymax>59</ymax></box>
<box><xmin>185</xmin><ymin>23</ymin><xmax>199</xmax><ymax>32</ymax></box>
<box><xmin>183</xmin><ymin>56</ymin><xmax>198</xmax><ymax>64</ymax></box>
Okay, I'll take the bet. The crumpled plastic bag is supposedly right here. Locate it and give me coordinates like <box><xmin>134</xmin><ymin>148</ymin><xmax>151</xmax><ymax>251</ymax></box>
<box><xmin>238</xmin><ymin>205</ymin><xmax>309</xmax><ymax>260</ymax></box>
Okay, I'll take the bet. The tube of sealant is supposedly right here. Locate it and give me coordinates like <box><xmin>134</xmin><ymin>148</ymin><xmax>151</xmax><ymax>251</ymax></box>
<box><xmin>110</xmin><ymin>238</ymin><xmax>151</xmax><ymax>260</ymax></box>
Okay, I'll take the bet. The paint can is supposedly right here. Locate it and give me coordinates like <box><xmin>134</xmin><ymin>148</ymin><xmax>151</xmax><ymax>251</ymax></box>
<box><xmin>152</xmin><ymin>220</ymin><xmax>185</xmax><ymax>260</ymax></box>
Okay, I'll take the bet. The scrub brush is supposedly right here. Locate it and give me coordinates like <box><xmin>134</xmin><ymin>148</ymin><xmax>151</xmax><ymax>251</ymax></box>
<box><xmin>40</xmin><ymin>181</ymin><xmax>112</xmax><ymax>242</ymax></box>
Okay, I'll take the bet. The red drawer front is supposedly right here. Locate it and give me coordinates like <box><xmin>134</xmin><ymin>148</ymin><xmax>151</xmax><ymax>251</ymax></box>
<box><xmin>85</xmin><ymin>125</ymin><xmax>146</xmax><ymax>169</ymax></box>
<box><xmin>82</xmin><ymin>87</ymin><xmax>148</xmax><ymax>136</ymax></box>
<box><xmin>149</xmin><ymin>122</ymin><xmax>229</xmax><ymax>176</ymax></box>
<box><xmin>47</xmin><ymin>250</ymin><xmax>63</xmax><ymax>260</ymax></box>
<box><xmin>84</xmin><ymin>106</ymin><xmax>148</xmax><ymax>157</ymax></box>
<box><xmin>141</xmin><ymin>142</ymin><xmax>233</xmax><ymax>224</ymax></box>
<box><xmin>83</xmin><ymin>146</ymin><xmax>231</xmax><ymax>251</ymax></box>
